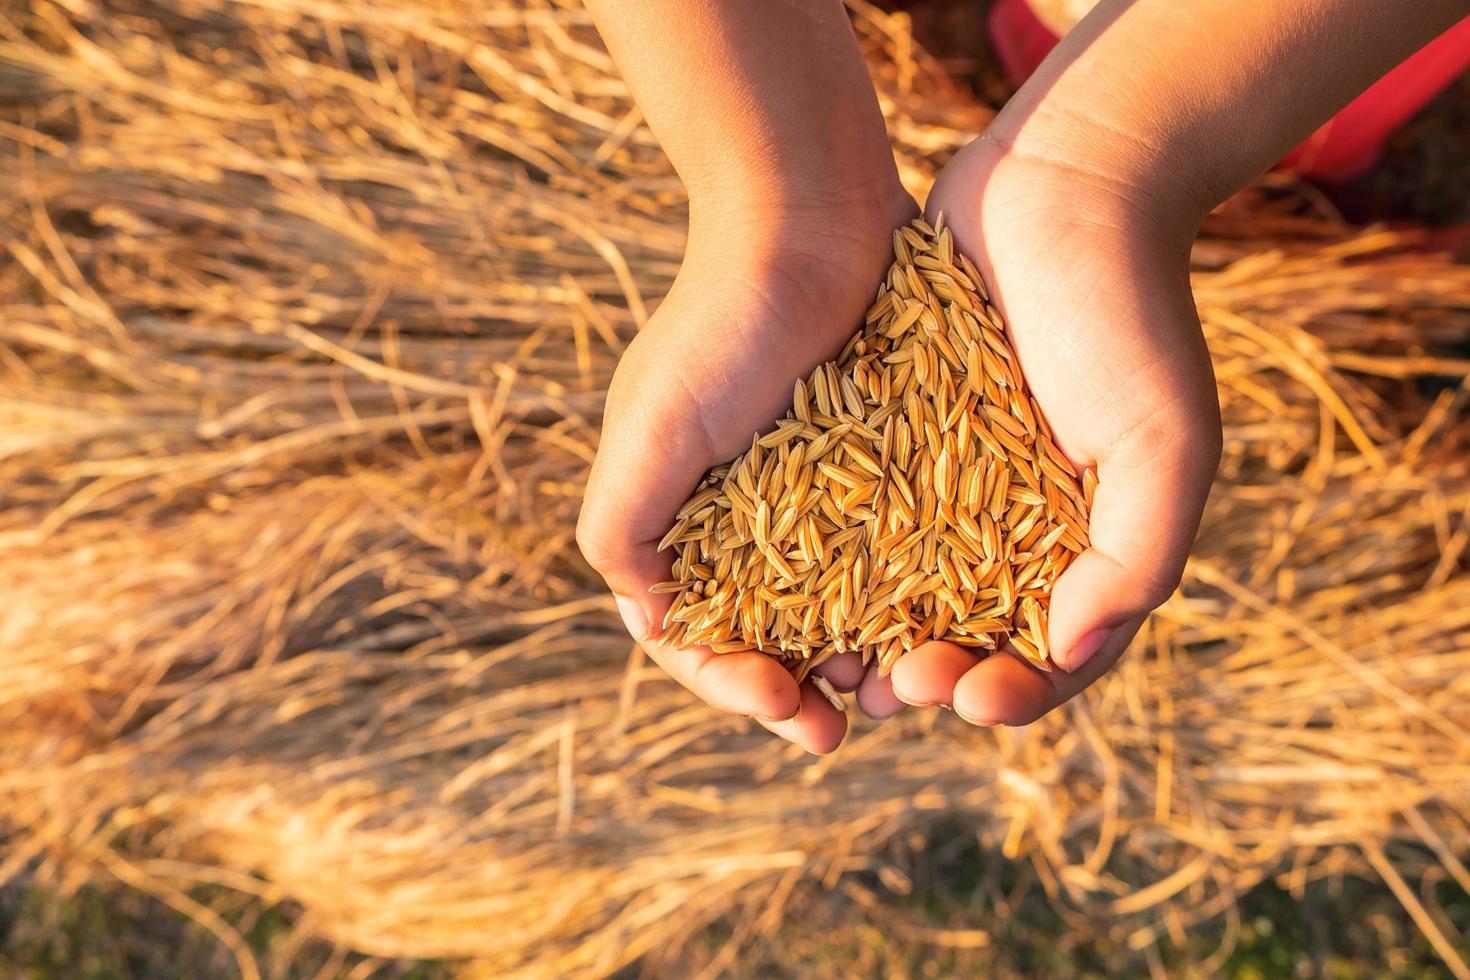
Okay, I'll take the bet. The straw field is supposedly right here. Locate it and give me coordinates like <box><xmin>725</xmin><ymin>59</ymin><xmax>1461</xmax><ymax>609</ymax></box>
<box><xmin>2</xmin><ymin>0</ymin><xmax>1469</xmax><ymax>976</ymax></box>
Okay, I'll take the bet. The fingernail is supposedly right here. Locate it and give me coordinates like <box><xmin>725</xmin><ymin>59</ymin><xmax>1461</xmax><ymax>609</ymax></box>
<box><xmin>1064</xmin><ymin>627</ymin><xmax>1112</xmax><ymax>672</ymax></box>
<box><xmin>614</xmin><ymin>595</ymin><xmax>651</xmax><ymax>642</ymax></box>
<box><xmin>890</xmin><ymin>683</ymin><xmax>926</xmax><ymax>708</ymax></box>
<box><xmin>955</xmin><ymin>709</ymin><xmax>997</xmax><ymax>727</ymax></box>
<box><xmin>750</xmin><ymin>703</ymin><xmax>800</xmax><ymax>723</ymax></box>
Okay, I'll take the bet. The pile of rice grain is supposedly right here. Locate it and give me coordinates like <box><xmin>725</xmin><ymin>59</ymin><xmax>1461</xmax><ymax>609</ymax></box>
<box><xmin>657</xmin><ymin>217</ymin><xmax>1092</xmax><ymax>677</ymax></box>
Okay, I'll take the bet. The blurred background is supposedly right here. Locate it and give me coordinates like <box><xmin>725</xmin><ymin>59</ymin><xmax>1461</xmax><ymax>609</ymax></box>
<box><xmin>1</xmin><ymin>1</ymin><xmax>1469</xmax><ymax>977</ymax></box>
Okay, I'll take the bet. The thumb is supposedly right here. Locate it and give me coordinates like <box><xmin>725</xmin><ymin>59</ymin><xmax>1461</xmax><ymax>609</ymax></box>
<box><xmin>577</xmin><ymin>344</ymin><xmax>712</xmax><ymax>641</ymax></box>
<box><xmin>1048</xmin><ymin>402</ymin><xmax>1221</xmax><ymax>672</ymax></box>
<box><xmin>577</xmin><ymin>339</ymin><xmax>804</xmax><ymax>722</ymax></box>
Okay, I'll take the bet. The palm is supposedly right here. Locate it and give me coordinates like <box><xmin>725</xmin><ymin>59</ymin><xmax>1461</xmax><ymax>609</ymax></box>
<box><xmin>932</xmin><ymin>142</ymin><xmax>1210</xmax><ymax>473</ymax></box>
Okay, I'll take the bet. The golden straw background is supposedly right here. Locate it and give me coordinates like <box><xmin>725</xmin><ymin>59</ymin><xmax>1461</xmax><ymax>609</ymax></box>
<box><xmin>3</xmin><ymin>0</ymin><xmax>1470</xmax><ymax>975</ymax></box>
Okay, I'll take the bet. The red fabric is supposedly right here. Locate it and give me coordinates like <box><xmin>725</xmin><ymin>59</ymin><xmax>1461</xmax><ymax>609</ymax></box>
<box><xmin>1281</xmin><ymin>17</ymin><xmax>1470</xmax><ymax>181</ymax></box>
<box><xmin>987</xmin><ymin>0</ymin><xmax>1470</xmax><ymax>183</ymax></box>
<box><xmin>987</xmin><ymin>0</ymin><xmax>1057</xmax><ymax>90</ymax></box>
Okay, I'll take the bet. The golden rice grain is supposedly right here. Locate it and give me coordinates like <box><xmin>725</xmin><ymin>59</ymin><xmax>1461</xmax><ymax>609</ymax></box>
<box><xmin>812</xmin><ymin>675</ymin><xmax>846</xmax><ymax>711</ymax></box>
<box><xmin>655</xmin><ymin>218</ymin><xmax>1090</xmax><ymax>675</ymax></box>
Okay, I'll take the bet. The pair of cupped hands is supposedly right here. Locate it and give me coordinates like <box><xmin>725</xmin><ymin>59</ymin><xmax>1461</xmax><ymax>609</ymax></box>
<box><xmin>578</xmin><ymin>131</ymin><xmax>1222</xmax><ymax>754</ymax></box>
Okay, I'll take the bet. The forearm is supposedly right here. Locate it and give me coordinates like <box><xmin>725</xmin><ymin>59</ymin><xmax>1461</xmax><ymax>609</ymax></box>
<box><xmin>582</xmin><ymin>0</ymin><xmax>903</xmax><ymax>228</ymax></box>
<box><xmin>996</xmin><ymin>0</ymin><xmax>1470</xmax><ymax>225</ymax></box>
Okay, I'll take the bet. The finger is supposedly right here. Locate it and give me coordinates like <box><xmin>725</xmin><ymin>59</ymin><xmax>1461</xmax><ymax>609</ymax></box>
<box><xmin>642</xmin><ymin>643</ymin><xmax>800</xmax><ymax>722</ymax></box>
<box><xmin>813</xmin><ymin>651</ymin><xmax>866</xmax><ymax>692</ymax></box>
<box><xmin>953</xmin><ymin>617</ymin><xmax>1144</xmax><ymax>726</ymax></box>
<box><xmin>576</xmin><ymin>417</ymin><xmax>702</xmax><ymax>640</ymax></box>
<box><xmin>1049</xmin><ymin>405</ymin><xmax>1220</xmax><ymax>672</ymax></box>
<box><xmin>757</xmin><ymin>681</ymin><xmax>849</xmax><ymax>754</ymax></box>
<box><xmin>889</xmin><ymin>640</ymin><xmax>983</xmax><ymax>707</ymax></box>
<box><xmin>950</xmin><ymin>647</ymin><xmax>1053</xmax><ymax>727</ymax></box>
<box><xmin>856</xmin><ymin>668</ymin><xmax>906</xmax><ymax>720</ymax></box>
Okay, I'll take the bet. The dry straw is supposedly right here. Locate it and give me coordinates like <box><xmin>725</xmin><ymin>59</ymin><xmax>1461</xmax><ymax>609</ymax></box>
<box><xmin>659</xmin><ymin>219</ymin><xmax>1089</xmax><ymax>675</ymax></box>
<box><xmin>2</xmin><ymin>0</ymin><xmax>1470</xmax><ymax>977</ymax></box>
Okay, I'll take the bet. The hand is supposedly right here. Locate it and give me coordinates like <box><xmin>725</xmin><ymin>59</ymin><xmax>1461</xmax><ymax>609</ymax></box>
<box><xmin>577</xmin><ymin>184</ymin><xmax>918</xmax><ymax>754</ymax></box>
<box><xmin>886</xmin><ymin>134</ymin><xmax>1222</xmax><ymax>726</ymax></box>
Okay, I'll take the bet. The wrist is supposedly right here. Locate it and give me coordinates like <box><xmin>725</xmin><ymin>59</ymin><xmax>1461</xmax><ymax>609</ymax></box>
<box><xmin>690</xmin><ymin>169</ymin><xmax>912</xmax><ymax>234</ymax></box>
<box><xmin>685</xmin><ymin>169</ymin><xmax>917</xmax><ymax>275</ymax></box>
<box><xmin>949</xmin><ymin>117</ymin><xmax>1208</xmax><ymax>255</ymax></box>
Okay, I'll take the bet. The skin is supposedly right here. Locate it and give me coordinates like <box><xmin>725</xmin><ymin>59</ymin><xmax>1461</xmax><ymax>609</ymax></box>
<box><xmin>577</xmin><ymin>0</ymin><xmax>1470</xmax><ymax>754</ymax></box>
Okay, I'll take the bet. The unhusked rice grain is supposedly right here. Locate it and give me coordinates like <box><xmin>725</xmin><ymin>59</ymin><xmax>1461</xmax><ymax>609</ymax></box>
<box><xmin>656</xmin><ymin>217</ymin><xmax>1090</xmax><ymax>678</ymax></box>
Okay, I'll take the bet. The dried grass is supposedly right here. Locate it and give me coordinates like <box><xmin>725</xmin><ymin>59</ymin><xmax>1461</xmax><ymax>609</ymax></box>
<box><xmin>660</xmin><ymin>218</ymin><xmax>1087</xmax><ymax>675</ymax></box>
<box><xmin>2</xmin><ymin>0</ymin><xmax>1470</xmax><ymax>977</ymax></box>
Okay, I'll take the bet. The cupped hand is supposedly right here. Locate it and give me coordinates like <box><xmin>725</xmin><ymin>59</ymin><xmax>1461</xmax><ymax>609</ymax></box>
<box><xmin>577</xmin><ymin>186</ymin><xmax>917</xmax><ymax>754</ymax></box>
<box><xmin>888</xmin><ymin>134</ymin><xmax>1222</xmax><ymax>727</ymax></box>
